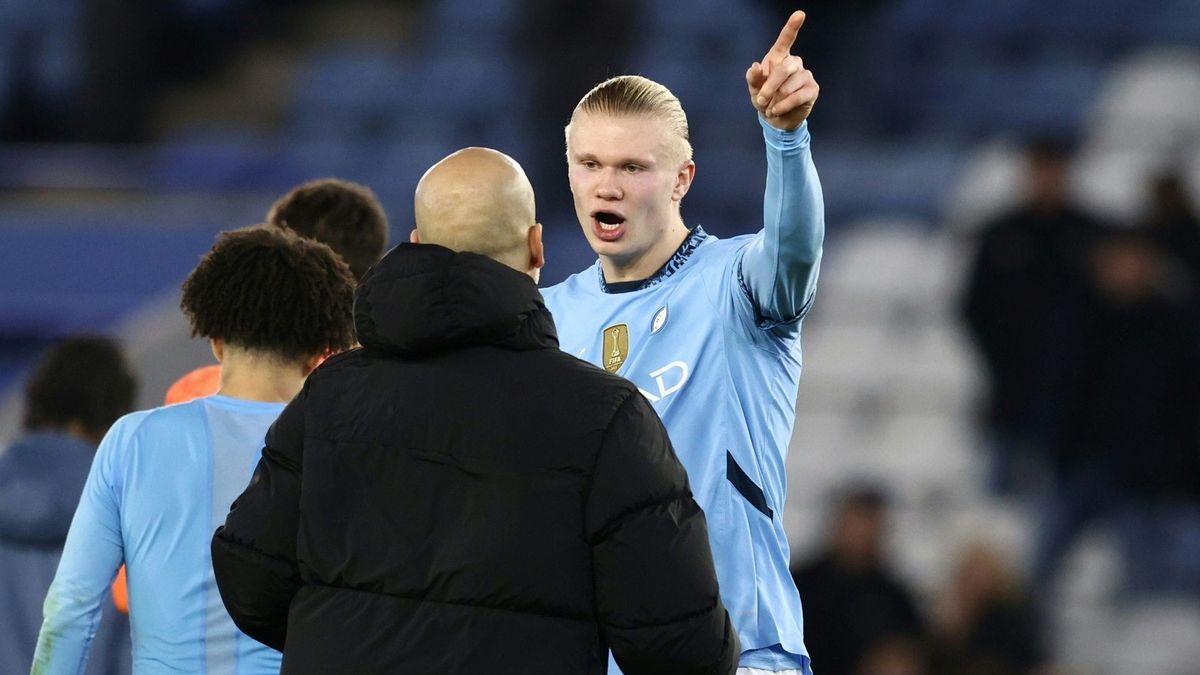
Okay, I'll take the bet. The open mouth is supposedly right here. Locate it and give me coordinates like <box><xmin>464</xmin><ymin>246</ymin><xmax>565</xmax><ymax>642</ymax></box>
<box><xmin>593</xmin><ymin>211</ymin><xmax>626</xmax><ymax>230</ymax></box>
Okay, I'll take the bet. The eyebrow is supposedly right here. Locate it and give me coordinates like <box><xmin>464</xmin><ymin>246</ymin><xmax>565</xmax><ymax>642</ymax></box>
<box><xmin>572</xmin><ymin>151</ymin><xmax>656</xmax><ymax>166</ymax></box>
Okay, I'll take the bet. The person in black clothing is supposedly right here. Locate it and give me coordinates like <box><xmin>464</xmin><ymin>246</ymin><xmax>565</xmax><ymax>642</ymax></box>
<box><xmin>961</xmin><ymin>140</ymin><xmax>1106</xmax><ymax>496</ymax></box>
<box><xmin>930</xmin><ymin>543</ymin><xmax>1046</xmax><ymax>675</ymax></box>
<box><xmin>1032</xmin><ymin>230</ymin><xmax>1200</xmax><ymax>596</ymax></box>
<box><xmin>791</xmin><ymin>486</ymin><xmax>924</xmax><ymax>675</ymax></box>
<box><xmin>1143</xmin><ymin>171</ymin><xmax>1200</xmax><ymax>295</ymax></box>
<box><xmin>211</xmin><ymin>147</ymin><xmax>738</xmax><ymax>675</ymax></box>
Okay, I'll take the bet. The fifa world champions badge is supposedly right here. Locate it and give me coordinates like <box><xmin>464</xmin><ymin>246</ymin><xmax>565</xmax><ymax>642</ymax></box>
<box><xmin>602</xmin><ymin>324</ymin><xmax>629</xmax><ymax>373</ymax></box>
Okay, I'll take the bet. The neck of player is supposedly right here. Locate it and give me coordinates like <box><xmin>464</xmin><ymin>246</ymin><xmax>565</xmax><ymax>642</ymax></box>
<box><xmin>216</xmin><ymin>345</ymin><xmax>311</xmax><ymax>403</ymax></box>
<box><xmin>599</xmin><ymin>219</ymin><xmax>690</xmax><ymax>283</ymax></box>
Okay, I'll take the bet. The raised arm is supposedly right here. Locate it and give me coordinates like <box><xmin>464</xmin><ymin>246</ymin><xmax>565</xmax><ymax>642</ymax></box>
<box><xmin>32</xmin><ymin>421</ymin><xmax>129</xmax><ymax>674</ymax></box>
<box><xmin>740</xmin><ymin>11</ymin><xmax>825</xmax><ymax>324</ymax></box>
<box><xmin>211</xmin><ymin>388</ymin><xmax>308</xmax><ymax>651</ymax></box>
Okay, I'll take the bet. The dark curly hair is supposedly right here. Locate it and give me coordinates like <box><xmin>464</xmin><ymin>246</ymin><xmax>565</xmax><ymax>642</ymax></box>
<box><xmin>181</xmin><ymin>225</ymin><xmax>356</xmax><ymax>363</ymax></box>
<box><xmin>267</xmin><ymin>178</ymin><xmax>389</xmax><ymax>281</ymax></box>
<box><xmin>24</xmin><ymin>336</ymin><xmax>137</xmax><ymax>437</ymax></box>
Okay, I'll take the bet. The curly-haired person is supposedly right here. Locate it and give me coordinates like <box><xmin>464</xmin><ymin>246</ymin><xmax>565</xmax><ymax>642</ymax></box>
<box><xmin>32</xmin><ymin>225</ymin><xmax>355</xmax><ymax>675</ymax></box>
<box><xmin>165</xmin><ymin>178</ymin><xmax>388</xmax><ymax>405</ymax></box>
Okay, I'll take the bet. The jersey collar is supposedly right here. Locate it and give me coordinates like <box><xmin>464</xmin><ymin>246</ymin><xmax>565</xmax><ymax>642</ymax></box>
<box><xmin>597</xmin><ymin>226</ymin><xmax>710</xmax><ymax>294</ymax></box>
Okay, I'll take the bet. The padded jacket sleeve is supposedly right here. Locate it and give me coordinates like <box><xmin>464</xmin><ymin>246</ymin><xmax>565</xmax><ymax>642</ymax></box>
<box><xmin>211</xmin><ymin>385</ymin><xmax>308</xmax><ymax>651</ymax></box>
<box><xmin>585</xmin><ymin>391</ymin><xmax>739</xmax><ymax>675</ymax></box>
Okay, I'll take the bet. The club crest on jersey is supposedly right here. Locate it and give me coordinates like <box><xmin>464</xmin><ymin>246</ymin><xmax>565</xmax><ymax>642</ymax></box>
<box><xmin>651</xmin><ymin>305</ymin><xmax>668</xmax><ymax>334</ymax></box>
<box><xmin>602</xmin><ymin>323</ymin><xmax>629</xmax><ymax>373</ymax></box>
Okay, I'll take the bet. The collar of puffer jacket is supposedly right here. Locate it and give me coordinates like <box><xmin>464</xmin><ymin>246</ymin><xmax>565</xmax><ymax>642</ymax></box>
<box><xmin>354</xmin><ymin>243</ymin><xmax>558</xmax><ymax>356</ymax></box>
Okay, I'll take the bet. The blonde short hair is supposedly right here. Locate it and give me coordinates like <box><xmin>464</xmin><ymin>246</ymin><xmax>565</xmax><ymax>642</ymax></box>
<box><xmin>566</xmin><ymin>75</ymin><xmax>694</xmax><ymax>163</ymax></box>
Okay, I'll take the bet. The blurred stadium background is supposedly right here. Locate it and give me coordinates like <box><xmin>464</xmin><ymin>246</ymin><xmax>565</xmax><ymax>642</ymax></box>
<box><xmin>2</xmin><ymin>1</ymin><xmax>1200</xmax><ymax>673</ymax></box>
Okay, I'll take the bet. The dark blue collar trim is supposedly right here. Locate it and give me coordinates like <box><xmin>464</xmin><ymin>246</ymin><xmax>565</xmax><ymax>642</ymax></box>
<box><xmin>597</xmin><ymin>227</ymin><xmax>709</xmax><ymax>294</ymax></box>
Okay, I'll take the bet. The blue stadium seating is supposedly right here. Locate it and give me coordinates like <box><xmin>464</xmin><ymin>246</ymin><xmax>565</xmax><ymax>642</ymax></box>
<box><xmin>288</xmin><ymin>47</ymin><xmax>413</xmax><ymax>139</ymax></box>
<box><xmin>633</xmin><ymin>0</ymin><xmax>772</xmax><ymax>65</ymax></box>
<box><xmin>0</xmin><ymin>224</ymin><xmax>224</xmax><ymax>335</ymax></box>
<box><xmin>418</xmin><ymin>0</ymin><xmax>522</xmax><ymax>55</ymax></box>
<box><xmin>812</xmin><ymin>140</ymin><xmax>965</xmax><ymax>226</ymax></box>
<box><xmin>1134</xmin><ymin>0</ymin><xmax>1200</xmax><ymax>44</ymax></box>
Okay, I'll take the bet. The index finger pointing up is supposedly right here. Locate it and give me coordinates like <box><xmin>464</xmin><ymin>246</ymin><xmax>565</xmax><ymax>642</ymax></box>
<box><xmin>768</xmin><ymin>10</ymin><xmax>806</xmax><ymax>59</ymax></box>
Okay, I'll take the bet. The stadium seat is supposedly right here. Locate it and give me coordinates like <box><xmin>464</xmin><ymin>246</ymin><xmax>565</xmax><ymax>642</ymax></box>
<box><xmin>0</xmin><ymin>225</ymin><xmax>222</xmax><ymax>337</ymax></box>
<box><xmin>634</xmin><ymin>0</ymin><xmax>771</xmax><ymax>64</ymax></box>
<box><xmin>150</xmin><ymin>134</ymin><xmax>303</xmax><ymax>191</ymax></box>
<box><xmin>418</xmin><ymin>0</ymin><xmax>522</xmax><ymax>55</ymax></box>
<box><xmin>1133</xmin><ymin>0</ymin><xmax>1200</xmax><ymax>45</ymax></box>
<box><xmin>288</xmin><ymin>47</ymin><xmax>411</xmax><ymax>136</ymax></box>
<box><xmin>1108</xmin><ymin>601</ymin><xmax>1200</xmax><ymax>672</ymax></box>
<box><xmin>1085</xmin><ymin>49</ymin><xmax>1200</xmax><ymax>155</ymax></box>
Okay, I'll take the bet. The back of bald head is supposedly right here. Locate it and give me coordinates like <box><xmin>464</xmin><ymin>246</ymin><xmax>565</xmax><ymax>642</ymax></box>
<box><xmin>414</xmin><ymin>148</ymin><xmax>538</xmax><ymax>273</ymax></box>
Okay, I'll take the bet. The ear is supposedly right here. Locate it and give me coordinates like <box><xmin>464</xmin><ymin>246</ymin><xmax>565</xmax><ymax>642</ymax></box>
<box><xmin>409</xmin><ymin>229</ymin><xmax>421</xmax><ymax>244</ymax></box>
<box><xmin>300</xmin><ymin>351</ymin><xmax>326</xmax><ymax>377</ymax></box>
<box><xmin>671</xmin><ymin>160</ymin><xmax>696</xmax><ymax>202</ymax></box>
<box><xmin>209</xmin><ymin>337</ymin><xmax>225</xmax><ymax>363</ymax></box>
<box><xmin>528</xmin><ymin>223</ymin><xmax>545</xmax><ymax>271</ymax></box>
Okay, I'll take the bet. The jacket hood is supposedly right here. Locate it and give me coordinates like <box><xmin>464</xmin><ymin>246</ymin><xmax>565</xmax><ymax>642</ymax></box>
<box><xmin>355</xmin><ymin>243</ymin><xmax>557</xmax><ymax>356</ymax></box>
<box><xmin>0</xmin><ymin>431</ymin><xmax>95</xmax><ymax>547</ymax></box>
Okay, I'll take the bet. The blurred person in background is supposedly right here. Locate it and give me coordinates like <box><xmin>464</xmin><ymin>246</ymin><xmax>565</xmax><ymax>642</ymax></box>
<box><xmin>930</xmin><ymin>542</ymin><xmax>1046</xmax><ymax>675</ymax></box>
<box><xmin>961</xmin><ymin>139</ymin><xmax>1107</xmax><ymax>497</ymax></box>
<box><xmin>854</xmin><ymin>636</ymin><xmax>929</xmax><ymax>675</ymax></box>
<box><xmin>1142</xmin><ymin>171</ymin><xmax>1200</xmax><ymax>295</ymax></box>
<box><xmin>0</xmin><ymin>337</ymin><xmax>136</xmax><ymax>675</ymax></box>
<box><xmin>543</xmin><ymin>11</ymin><xmax>822</xmax><ymax>673</ymax></box>
<box><xmin>791</xmin><ymin>485</ymin><xmax>925</xmax><ymax>675</ymax></box>
<box><xmin>164</xmin><ymin>177</ymin><xmax>389</xmax><ymax>404</ymax></box>
<box><xmin>1032</xmin><ymin>229</ymin><xmax>1200</xmax><ymax>599</ymax></box>
<box><xmin>32</xmin><ymin>226</ymin><xmax>356</xmax><ymax>674</ymax></box>
<box><xmin>265</xmin><ymin>177</ymin><xmax>391</xmax><ymax>282</ymax></box>
<box><xmin>211</xmin><ymin>148</ymin><xmax>737</xmax><ymax>674</ymax></box>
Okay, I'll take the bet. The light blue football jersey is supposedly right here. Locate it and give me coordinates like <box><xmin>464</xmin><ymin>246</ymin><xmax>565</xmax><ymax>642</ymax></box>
<box><xmin>33</xmin><ymin>395</ymin><xmax>285</xmax><ymax>675</ymax></box>
<box><xmin>543</xmin><ymin>118</ymin><xmax>823</xmax><ymax>673</ymax></box>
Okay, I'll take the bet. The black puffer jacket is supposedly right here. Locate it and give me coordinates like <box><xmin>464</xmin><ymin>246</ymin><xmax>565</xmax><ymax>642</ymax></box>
<box><xmin>212</xmin><ymin>244</ymin><xmax>737</xmax><ymax>674</ymax></box>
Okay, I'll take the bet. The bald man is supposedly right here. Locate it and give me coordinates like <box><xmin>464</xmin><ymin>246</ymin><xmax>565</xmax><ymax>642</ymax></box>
<box><xmin>410</xmin><ymin>147</ymin><xmax>545</xmax><ymax>277</ymax></box>
<box><xmin>212</xmin><ymin>148</ymin><xmax>738</xmax><ymax>674</ymax></box>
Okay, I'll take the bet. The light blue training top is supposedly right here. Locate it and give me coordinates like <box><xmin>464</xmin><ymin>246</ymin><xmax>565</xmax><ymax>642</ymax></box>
<box><xmin>32</xmin><ymin>395</ymin><xmax>285</xmax><ymax>675</ymax></box>
<box><xmin>543</xmin><ymin>117</ymin><xmax>823</xmax><ymax>673</ymax></box>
